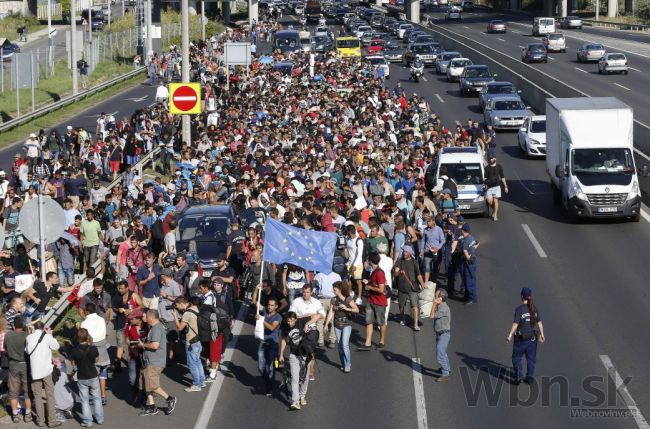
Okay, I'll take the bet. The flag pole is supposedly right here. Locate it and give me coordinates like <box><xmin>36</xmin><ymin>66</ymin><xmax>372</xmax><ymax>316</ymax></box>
<box><xmin>256</xmin><ymin>259</ymin><xmax>264</xmax><ymax>313</ymax></box>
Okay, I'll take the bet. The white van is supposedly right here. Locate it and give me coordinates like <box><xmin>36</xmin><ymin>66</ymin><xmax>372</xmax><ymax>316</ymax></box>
<box><xmin>532</xmin><ymin>17</ymin><xmax>555</xmax><ymax>36</ymax></box>
<box><xmin>435</xmin><ymin>147</ymin><xmax>487</xmax><ymax>215</ymax></box>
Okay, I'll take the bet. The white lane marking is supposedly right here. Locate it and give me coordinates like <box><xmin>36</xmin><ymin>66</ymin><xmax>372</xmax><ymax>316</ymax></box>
<box><xmin>463</xmin><ymin>25</ymin><xmax>470</xmax><ymax>29</ymax></box>
<box><xmin>574</xmin><ymin>67</ymin><xmax>589</xmax><ymax>73</ymax></box>
<box><xmin>435</xmin><ymin>93</ymin><xmax>445</xmax><ymax>103</ymax></box>
<box><xmin>521</xmin><ymin>224</ymin><xmax>548</xmax><ymax>258</ymax></box>
<box><xmin>513</xmin><ymin>170</ymin><xmax>535</xmax><ymax>195</ymax></box>
<box><xmin>497</xmin><ymin>37</ymin><xmax>505</xmax><ymax>42</ymax></box>
<box><xmin>548</xmin><ymin>56</ymin><xmax>555</xmax><ymax>61</ymax></box>
<box><xmin>518</xmin><ymin>45</ymin><xmax>525</xmax><ymax>49</ymax></box>
<box><xmin>629</xmin><ymin>67</ymin><xmax>642</xmax><ymax>72</ymax></box>
<box><xmin>641</xmin><ymin>209</ymin><xmax>650</xmax><ymax>223</ymax></box>
<box><xmin>510</xmin><ymin>29</ymin><xmax>520</xmax><ymax>34</ymax></box>
<box><xmin>600</xmin><ymin>355</ymin><xmax>650</xmax><ymax>429</ymax></box>
<box><xmin>422</xmin><ymin>76</ymin><xmax>428</xmax><ymax>82</ymax></box>
<box><xmin>412</xmin><ymin>357</ymin><xmax>429</xmax><ymax>429</ymax></box>
<box><xmin>193</xmin><ymin>300</ymin><xmax>248</xmax><ymax>429</ymax></box>
<box><xmin>614</xmin><ymin>82</ymin><xmax>631</xmax><ymax>91</ymax></box>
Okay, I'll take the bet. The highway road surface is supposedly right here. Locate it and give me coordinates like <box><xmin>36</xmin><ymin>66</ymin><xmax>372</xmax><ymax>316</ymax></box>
<box><xmin>424</xmin><ymin>8</ymin><xmax>650</xmax><ymax>127</ymax></box>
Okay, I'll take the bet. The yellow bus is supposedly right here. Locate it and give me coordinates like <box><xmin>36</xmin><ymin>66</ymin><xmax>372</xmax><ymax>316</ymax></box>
<box><xmin>335</xmin><ymin>37</ymin><xmax>362</xmax><ymax>58</ymax></box>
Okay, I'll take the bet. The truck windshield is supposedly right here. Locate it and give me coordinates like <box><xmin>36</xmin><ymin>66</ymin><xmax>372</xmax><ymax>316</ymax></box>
<box><xmin>336</xmin><ymin>38</ymin><xmax>360</xmax><ymax>48</ymax></box>
<box><xmin>275</xmin><ymin>37</ymin><xmax>299</xmax><ymax>50</ymax></box>
<box><xmin>572</xmin><ymin>148</ymin><xmax>634</xmax><ymax>174</ymax></box>
<box><xmin>442</xmin><ymin>163</ymin><xmax>484</xmax><ymax>185</ymax></box>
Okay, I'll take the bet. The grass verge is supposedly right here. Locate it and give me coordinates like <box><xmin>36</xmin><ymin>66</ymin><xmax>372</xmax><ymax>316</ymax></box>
<box><xmin>0</xmin><ymin>58</ymin><xmax>136</xmax><ymax>124</ymax></box>
<box><xmin>0</xmin><ymin>13</ymin><xmax>44</xmax><ymax>41</ymax></box>
<box><xmin>0</xmin><ymin>70</ymin><xmax>145</xmax><ymax>149</ymax></box>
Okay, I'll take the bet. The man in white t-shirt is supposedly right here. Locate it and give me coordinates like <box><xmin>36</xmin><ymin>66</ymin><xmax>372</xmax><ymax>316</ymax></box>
<box><xmin>313</xmin><ymin>270</ymin><xmax>341</xmax><ymax>347</ymax></box>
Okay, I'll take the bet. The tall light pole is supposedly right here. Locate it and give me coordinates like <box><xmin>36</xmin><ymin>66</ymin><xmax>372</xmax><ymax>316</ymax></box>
<box><xmin>47</xmin><ymin>0</ymin><xmax>53</xmax><ymax>74</ymax></box>
<box><xmin>146</xmin><ymin>0</ymin><xmax>152</xmax><ymax>58</ymax></box>
<box><xmin>201</xmin><ymin>1</ymin><xmax>206</xmax><ymax>41</ymax></box>
<box><xmin>71</xmin><ymin>0</ymin><xmax>79</xmax><ymax>95</ymax></box>
<box><xmin>181</xmin><ymin>0</ymin><xmax>191</xmax><ymax>145</ymax></box>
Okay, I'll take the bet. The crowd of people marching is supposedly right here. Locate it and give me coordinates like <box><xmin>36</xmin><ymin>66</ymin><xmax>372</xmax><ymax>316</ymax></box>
<box><xmin>0</xmin><ymin>8</ymin><xmax>544</xmax><ymax>426</ymax></box>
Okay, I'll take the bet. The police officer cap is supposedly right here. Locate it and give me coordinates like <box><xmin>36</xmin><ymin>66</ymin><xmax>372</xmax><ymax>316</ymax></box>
<box><xmin>461</xmin><ymin>223</ymin><xmax>471</xmax><ymax>233</ymax></box>
<box><xmin>521</xmin><ymin>287</ymin><xmax>532</xmax><ymax>298</ymax></box>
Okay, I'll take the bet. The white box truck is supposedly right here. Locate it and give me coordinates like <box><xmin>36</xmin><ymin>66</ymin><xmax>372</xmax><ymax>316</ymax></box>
<box><xmin>546</xmin><ymin>97</ymin><xmax>641</xmax><ymax>222</ymax></box>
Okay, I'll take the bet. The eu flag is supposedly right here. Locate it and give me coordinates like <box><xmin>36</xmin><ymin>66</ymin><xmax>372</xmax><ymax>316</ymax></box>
<box><xmin>262</xmin><ymin>218</ymin><xmax>338</xmax><ymax>274</ymax></box>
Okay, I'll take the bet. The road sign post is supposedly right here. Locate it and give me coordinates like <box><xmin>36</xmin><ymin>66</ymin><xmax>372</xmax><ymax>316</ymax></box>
<box><xmin>19</xmin><ymin>195</ymin><xmax>66</xmax><ymax>282</ymax></box>
<box><xmin>169</xmin><ymin>83</ymin><xmax>202</xmax><ymax>114</ymax></box>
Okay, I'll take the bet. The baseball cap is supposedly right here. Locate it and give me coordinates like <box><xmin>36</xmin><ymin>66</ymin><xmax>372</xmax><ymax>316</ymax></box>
<box><xmin>521</xmin><ymin>287</ymin><xmax>532</xmax><ymax>298</ymax></box>
<box><xmin>461</xmin><ymin>223</ymin><xmax>471</xmax><ymax>233</ymax></box>
<box><xmin>442</xmin><ymin>188</ymin><xmax>452</xmax><ymax>195</ymax></box>
<box><xmin>457</xmin><ymin>215</ymin><xmax>465</xmax><ymax>223</ymax></box>
<box><xmin>160</xmin><ymin>268</ymin><xmax>173</xmax><ymax>277</ymax></box>
<box><xmin>395</xmin><ymin>189</ymin><xmax>405</xmax><ymax>195</ymax></box>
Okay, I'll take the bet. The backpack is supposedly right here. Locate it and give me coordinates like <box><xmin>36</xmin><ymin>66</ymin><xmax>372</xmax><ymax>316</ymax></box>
<box><xmin>442</xmin><ymin>176</ymin><xmax>458</xmax><ymax>199</ymax></box>
<box><xmin>332</xmin><ymin>250</ymin><xmax>347</xmax><ymax>278</ymax></box>
<box><xmin>214</xmin><ymin>300</ymin><xmax>232</xmax><ymax>332</ymax></box>
<box><xmin>188</xmin><ymin>305</ymin><xmax>219</xmax><ymax>343</ymax></box>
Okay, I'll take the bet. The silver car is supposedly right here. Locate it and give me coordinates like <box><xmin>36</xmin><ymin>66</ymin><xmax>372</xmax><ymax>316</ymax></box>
<box><xmin>446</xmin><ymin>57</ymin><xmax>472</xmax><ymax>82</ymax></box>
<box><xmin>483</xmin><ymin>95</ymin><xmax>529</xmax><ymax>130</ymax></box>
<box><xmin>577</xmin><ymin>43</ymin><xmax>606</xmax><ymax>62</ymax></box>
<box><xmin>479</xmin><ymin>81</ymin><xmax>519</xmax><ymax>111</ymax></box>
<box><xmin>543</xmin><ymin>32</ymin><xmax>566</xmax><ymax>53</ymax></box>
<box><xmin>598</xmin><ymin>52</ymin><xmax>629</xmax><ymax>74</ymax></box>
<box><xmin>560</xmin><ymin>15</ymin><xmax>582</xmax><ymax>29</ymax></box>
<box><xmin>435</xmin><ymin>51</ymin><xmax>461</xmax><ymax>74</ymax></box>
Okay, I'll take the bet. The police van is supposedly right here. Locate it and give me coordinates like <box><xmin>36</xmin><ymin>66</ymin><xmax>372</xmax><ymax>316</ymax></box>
<box><xmin>435</xmin><ymin>147</ymin><xmax>487</xmax><ymax>215</ymax></box>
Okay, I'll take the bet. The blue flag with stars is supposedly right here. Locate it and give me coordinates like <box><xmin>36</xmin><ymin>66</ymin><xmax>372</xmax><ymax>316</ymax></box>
<box><xmin>262</xmin><ymin>218</ymin><xmax>338</xmax><ymax>274</ymax></box>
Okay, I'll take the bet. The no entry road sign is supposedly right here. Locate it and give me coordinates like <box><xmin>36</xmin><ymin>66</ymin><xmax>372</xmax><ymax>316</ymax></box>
<box><xmin>169</xmin><ymin>83</ymin><xmax>202</xmax><ymax>114</ymax></box>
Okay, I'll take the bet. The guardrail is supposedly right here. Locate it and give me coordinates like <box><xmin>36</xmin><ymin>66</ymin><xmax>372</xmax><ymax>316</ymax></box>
<box><xmin>41</xmin><ymin>145</ymin><xmax>162</xmax><ymax>328</ymax></box>
<box><xmin>0</xmin><ymin>66</ymin><xmax>146</xmax><ymax>134</ymax></box>
<box><xmin>581</xmin><ymin>18</ymin><xmax>650</xmax><ymax>32</ymax></box>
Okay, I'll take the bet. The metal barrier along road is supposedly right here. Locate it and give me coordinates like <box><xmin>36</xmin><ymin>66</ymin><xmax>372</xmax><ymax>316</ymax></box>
<box><xmin>41</xmin><ymin>146</ymin><xmax>162</xmax><ymax>328</ymax></box>
<box><xmin>0</xmin><ymin>67</ymin><xmax>146</xmax><ymax>134</ymax></box>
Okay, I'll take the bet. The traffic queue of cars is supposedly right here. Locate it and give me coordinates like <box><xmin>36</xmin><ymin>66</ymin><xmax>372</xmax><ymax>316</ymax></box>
<box><xmin>483</xmin><ymin>16</ymin><xmax>630</xmax><ymax>75</ymax></box>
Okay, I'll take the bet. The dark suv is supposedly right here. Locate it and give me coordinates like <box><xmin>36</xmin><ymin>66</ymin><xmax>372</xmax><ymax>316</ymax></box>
<box><xmin>176</xmin><ymin>204</ymin><xmax>237</xmax><ymax>277</ymax></box>
<box><xmin>459</xmin><ymin>65</ymin><xmax>496</xmax><ymax>96</ymax></box>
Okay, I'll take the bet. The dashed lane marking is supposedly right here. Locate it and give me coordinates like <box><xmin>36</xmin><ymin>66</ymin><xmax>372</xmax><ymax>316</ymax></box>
<box><xmin>435</xmin><ymin>93</ymin><xmax>444</xmax><ymax>103</ymax></box>
<box><xmin>600</xmin><ymin>355</ymin><xmax>650</xmax><ymax>429</ymax></box>
<box><xmin>521</xmin><ymin>224</ymin><xmax>548</xmax><ymax>258</ymax></box>
<box><xmin>412</xmin><ymin>358</ymin><xmax>429</xmax><ymax>429</ymax></box>
<box><xmin>574</xmin><ymin>67</ymin><xmax>589</xmax><ymax>73</ymax></box>
<box><xmin>614</xmin><ymin>82</ymin><xmax>631</xmax><ymax>91</ymax></box>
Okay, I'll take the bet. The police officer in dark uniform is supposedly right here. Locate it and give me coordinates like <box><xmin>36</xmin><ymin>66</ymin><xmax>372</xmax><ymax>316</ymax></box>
<box><xmin>459</xmin><ymin>223</ymin><xmax>479</xmax><ymax>305</ymax></box>
<box><xmin>507</xmin><ymin>287</ymin><xmax>546</xmax><ymax>385</ymax></box>
<box><xmin>445</xmin><ymin>214</ymin><xmax>464</xmax><ymax>296</ymax></box>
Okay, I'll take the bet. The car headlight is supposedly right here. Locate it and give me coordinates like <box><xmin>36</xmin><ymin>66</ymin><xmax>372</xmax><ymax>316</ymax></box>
<box><xmin>493</xmin><ymin>116</ymin><xmax>500</xmax><ymax>121</ymax></box>
<box><xmin>530</xmin><ymin>139</ymin><xmax>539</xmax><ymax>146</ymax></box>
<box><xmin>628</xmin><ymin>178</ymin><xmax>639</xmax><ymax>200</ymax></box>
<box><xmin>572</xmin><ymin>180</ymin><xmax>587</xmax><ymax>201</ymax></box>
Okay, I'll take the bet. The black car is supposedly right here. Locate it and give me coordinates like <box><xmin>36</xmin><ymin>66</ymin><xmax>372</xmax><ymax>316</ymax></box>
<box><xmin>0</xmin><ymin>38</ymin><xmax>20</xmax><ymax>61</ymax></box>
<box><xmin>459</xmin><ymin>65</ymin><xmax>496</xmax><ymax>96</ymax></box>
<box><xmin>176</xmin><ymin>204</ymin><xmax>237</xmax><ymax>277</ymax></box>
<box><xmin>313</xmin><ymin>35</ymin><xmax>334</xmax><ymax>53</ymax></box>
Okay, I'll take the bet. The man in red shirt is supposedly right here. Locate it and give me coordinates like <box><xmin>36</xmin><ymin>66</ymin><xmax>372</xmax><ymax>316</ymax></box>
<box><xmin>358</xmin><ymin>253</ymin><xmax>388</xmax><ymax>351</ymax></box>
